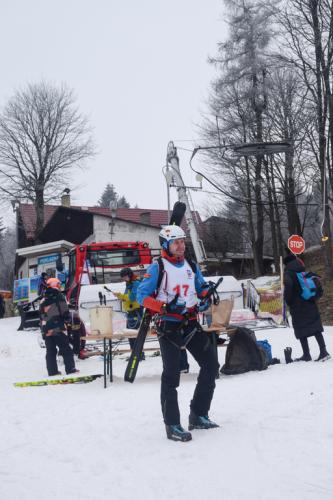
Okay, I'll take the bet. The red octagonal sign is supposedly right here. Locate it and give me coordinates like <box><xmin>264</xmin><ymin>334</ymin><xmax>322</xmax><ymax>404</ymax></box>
<box><xmin>288</xmin><ymin>234</ymin><xmax>305</xmax><ymax>255</ymax></box>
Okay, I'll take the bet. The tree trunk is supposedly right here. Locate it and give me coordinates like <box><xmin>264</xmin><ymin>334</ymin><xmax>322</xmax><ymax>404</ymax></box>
<box><xmin>264</xmin><ymin>158</ymin><xmax>279</xmax><ymax>272</ymax></box>
<box><xmin>285</xmin><ymin>151</ymin><xmax>302</xmax><ymax>234</ymax></box>
<box><xmin>245</xmin><ymin>157</ymin><xmax>261</xmax><ymax>276</ymax></box>
<box><xmin>270</xmin><ymin>160</ymin><xmax>284</xmax><ymax>272</ymax></box>
<box><xmin>254</xmin><ymin>109</ymin><xmax>265</xmax><ymax>275</ymax></box>
<box><xmin>34</xmin><ymin>187</ymin><xmax>45</xmax><ymax>243</ymax></box>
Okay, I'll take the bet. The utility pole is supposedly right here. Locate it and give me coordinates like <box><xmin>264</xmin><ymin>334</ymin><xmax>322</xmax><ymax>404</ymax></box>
<box><xmin>166</xmin><ymin>141</ymin><xmax>206</xmax><ymax>264</ymax></box>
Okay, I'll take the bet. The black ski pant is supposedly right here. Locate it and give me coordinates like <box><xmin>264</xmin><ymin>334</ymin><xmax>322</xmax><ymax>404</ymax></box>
<box><xmin>45</xmin><ymin>332</ymin><xmax>76</xmax><ymax>376</ymax></box>
<box><xmin>300</xmin><ymin>332</ymin><xmax>327</xmax><ymax>357</ymax></box>
<box><xmin>158</xmin><ymin>320</ymin><xmax>219</xmax><ymax>426</ymax></box>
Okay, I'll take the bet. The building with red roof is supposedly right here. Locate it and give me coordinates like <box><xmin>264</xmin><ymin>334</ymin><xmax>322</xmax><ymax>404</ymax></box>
<box><xmin>16</xmin><ymin>198</ymin><xmax>203</xmax><ymax>249</ymax></box>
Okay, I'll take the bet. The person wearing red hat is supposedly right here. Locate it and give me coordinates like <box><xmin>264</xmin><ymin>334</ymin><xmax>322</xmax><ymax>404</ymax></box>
<box><xmin>39</xmin><ymin>278</ymin><xmax>78</xmax><ymax>376</ymax></box>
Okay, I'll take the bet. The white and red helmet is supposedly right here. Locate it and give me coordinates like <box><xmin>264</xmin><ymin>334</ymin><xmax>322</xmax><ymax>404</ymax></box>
<box><xmin>159</xmin><ymin>225</ymin><xmax>185</xmax><ymax>249</ymax></box>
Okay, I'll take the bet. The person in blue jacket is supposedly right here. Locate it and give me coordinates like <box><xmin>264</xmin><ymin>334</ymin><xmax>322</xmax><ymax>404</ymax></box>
<box><xmin>114</xmin><ymin>268</ymin><xmax>145</xmax><ymax>359</ymax></box>
<box><xmin>137</xmin><ymin>224</ymin><xmax>219</xmax><ymax>442</ymax></box>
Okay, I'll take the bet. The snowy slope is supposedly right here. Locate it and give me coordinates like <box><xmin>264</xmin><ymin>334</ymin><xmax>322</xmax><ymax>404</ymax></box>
<box><xmin>1</xmin><ymin>317</ymin><xmax>333</xmax><ymax>500</ymax></box>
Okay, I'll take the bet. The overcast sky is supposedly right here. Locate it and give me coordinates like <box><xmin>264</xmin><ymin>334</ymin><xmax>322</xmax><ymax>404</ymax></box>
<box><xmin>1</xmin><ymin>0</ymin><xmax>227</xmax><ymax>223</ymax></box>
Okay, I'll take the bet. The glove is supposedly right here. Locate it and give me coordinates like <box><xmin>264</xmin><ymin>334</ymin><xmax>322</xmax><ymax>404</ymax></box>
<box><xmin>163</xmin><ymin>294</ymin><xmax>187</xmax><ymax>315</ymax></box>
<box><xmin>198</xmin><ymin>299</ymin><xmax>210</xmax><ymax>313</ymax></box>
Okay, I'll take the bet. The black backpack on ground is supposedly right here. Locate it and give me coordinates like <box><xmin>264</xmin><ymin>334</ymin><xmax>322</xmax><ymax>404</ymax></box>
<box><xmin>221</xmin><ymin>327</ymin><xmax>268</xmax><ymax>375</ymax></box>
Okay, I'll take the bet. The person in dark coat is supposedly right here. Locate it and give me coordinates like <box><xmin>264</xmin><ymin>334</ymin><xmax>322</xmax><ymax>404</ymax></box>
<box><xmin>284</xmin><ymin>254</ymin><xmax>330</xmax><ymax>362</ymax></box>
<box><xmin>38</xmin><ymin>272</ymin><xmax>48</xmax><ymax>297</ymax></box>
<box><xmin>39</xmin><ymin>277</ymin><xmax>78</xmax><ymax>376</ymax></box>
<box><xmin>0</xmin><ymin>293</ymin><xmax>5</xmax><ymax>319</ymax></box>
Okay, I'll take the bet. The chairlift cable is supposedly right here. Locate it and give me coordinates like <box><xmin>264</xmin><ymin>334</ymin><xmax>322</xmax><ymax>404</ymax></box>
<box><xmin>189</xmin><ymin>145</ymin><xmax>325</xmax><ymax>207</ymax></box>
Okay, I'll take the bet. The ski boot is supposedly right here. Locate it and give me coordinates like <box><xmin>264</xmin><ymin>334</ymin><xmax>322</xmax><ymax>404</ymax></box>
<box><xmin>284</xmin><ymin>347</ymin><xmax>293</xmax><ymax>364</ymax></box>
<box><xmin>294</xmin><ymin>354</ymin><xmax>312</xmax><ymax>362</ymax></box>
<box><xmin>79</xmin><ymin>349</ymin><xmax>89</xmax><ymax>360</ymax></box>
<box><xmin>315</xmin><ymin>352</ymin><xmax>331</xmax><ymax>362</ymax></box>
<box><xmin>165</xmin><ymin>424</ymin><xmax>192</xmax><ymax>442</ymax></box>
<box><xmin>188</xmin><ymin>410</ymin><xmax>219</xmax><ymax>430</ymax></box>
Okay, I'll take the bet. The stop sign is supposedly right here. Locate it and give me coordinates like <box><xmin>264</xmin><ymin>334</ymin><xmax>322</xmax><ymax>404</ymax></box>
<box><xmin>288</xmin><ymin>234</ymin><xmax>305</xmax><ymax>255</ymax></box>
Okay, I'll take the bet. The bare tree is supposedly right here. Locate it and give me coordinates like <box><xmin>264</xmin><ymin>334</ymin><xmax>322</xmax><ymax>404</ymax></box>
<box><xmin>0</xmin><ymin>226</ymin><xmax>16</xmax><ymax>290</ymax></box>
<box><xmin>276</xmin><ymin>0</ymin><xmax>333</xmax><ymax>279</ymax></box>
<box><xmin>0</xmin><ymin>82</ymin><xmax>95</xmax><ymax>241</ymax></box>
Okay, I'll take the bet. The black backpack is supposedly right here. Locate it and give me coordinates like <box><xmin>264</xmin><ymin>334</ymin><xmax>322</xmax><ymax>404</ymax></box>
<box><xmin>221</xmin><ymin>327</ymin><xmax>268</xmax><ymax>375</ymax></box>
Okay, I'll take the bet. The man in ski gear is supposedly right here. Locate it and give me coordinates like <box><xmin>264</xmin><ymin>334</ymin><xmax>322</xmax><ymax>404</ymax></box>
<box><xmin>284</xmin><ymin>254</ymin><xmax>330</xmax><ymax>362</ymax></box>
<box><xmin>114</xmin><ymin>267</ymin><xmax>145</xmax><ymax>358</ymax></box>
<box><xmin>137</xmin><ymin>225</ymin><xmax>219</xmax><ymax>442</ymax></box>
<box><xmin>39</xmin><ymin>278</ymin><xmax>78</xmax><ymax>376</ymax></box>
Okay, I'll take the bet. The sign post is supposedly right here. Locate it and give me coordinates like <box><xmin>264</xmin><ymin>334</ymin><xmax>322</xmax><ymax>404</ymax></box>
<box><xmin>287</xmin><ymin>234</ymin><xmax>305</xmax><ymax>255</ymax></box>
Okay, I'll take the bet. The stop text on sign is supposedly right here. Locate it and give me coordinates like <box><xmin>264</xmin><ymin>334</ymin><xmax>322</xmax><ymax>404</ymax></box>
<box><xmin>287</xmin><ymin>235</ymin><xmax>305</xmax><ymax>255</ymax></box>
<box><xmin>289</xmin><ymin>241</ymin><xmax>303</xmax><ymax>249</ymax></box>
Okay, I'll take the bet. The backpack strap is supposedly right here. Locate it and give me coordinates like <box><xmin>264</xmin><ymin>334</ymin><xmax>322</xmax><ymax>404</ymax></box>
<box><xmin>156</xmin><ymin>257</ymin><xmax>165</xmax><ymax>291</ymax></box>
<box><xmin>156</xmin><ymin>257</ymin><xmax>197</xmax><ymax>292</ymax></box>
<box><xmin>187</xmin><ymin>258</ymin><xmax>197</xmax><ymax>274</ymax></box>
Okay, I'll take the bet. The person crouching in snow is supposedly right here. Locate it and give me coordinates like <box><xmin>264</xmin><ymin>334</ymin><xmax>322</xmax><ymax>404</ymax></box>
<box><xmin>284</xmin><ymin>254</ymin><xmax>330</xmax><ymax>362</ymax></box>
<box><xmin>39</xmin><ymin>278</ymin><xmax>78</xmax><ymax>376</ymax></box>
<box><xmin>136</xmin><ymin>225</ymin><xmax>219</xmax><ymax>442</ymax></box>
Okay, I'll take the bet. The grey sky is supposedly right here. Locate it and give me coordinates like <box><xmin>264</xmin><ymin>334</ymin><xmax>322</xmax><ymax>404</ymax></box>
<box><xmin>1</xmin><ymin>0</ymin><xmax>227</xmax><ymax>222</ymax></box>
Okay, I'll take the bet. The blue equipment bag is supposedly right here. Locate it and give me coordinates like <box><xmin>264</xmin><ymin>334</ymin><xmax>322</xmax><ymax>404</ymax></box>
<box><xmin>296</xmin><ymin>272</ymin><xmax>320</xmax><ymax>300</ymax></box>
<box><xmin>256</xmin><ymin>339</ymin><xmax>272</xmax><ymax>362</ymax></box>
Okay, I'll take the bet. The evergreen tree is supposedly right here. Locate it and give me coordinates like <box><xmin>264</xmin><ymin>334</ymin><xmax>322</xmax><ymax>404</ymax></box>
<box><xmin>117</xmin><ymin>196</ymin><xmax>130</xmax><ymax>208</ymax></box>
<box><xmin>97</xmin><ymin>184</ymin><xmax>130</xmax><ymax>208</ymax></box>
<box><xmin>204</xmin><ymin>0</ymin><xmax>277</xmax><ymax>276</ymax></box>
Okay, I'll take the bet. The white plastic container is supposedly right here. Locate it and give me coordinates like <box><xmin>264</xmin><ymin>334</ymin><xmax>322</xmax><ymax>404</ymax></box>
<box><xmin>89</xmin><ymin>306</ymin><xmax>113</xmax><ymax>335</ymax></box>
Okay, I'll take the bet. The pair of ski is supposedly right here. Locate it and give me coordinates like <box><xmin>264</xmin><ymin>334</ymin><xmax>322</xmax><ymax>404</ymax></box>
<box><xmin>14</xmin><ymin>374</ymin><xmax>102</xmax><ymax>387</ymax></box>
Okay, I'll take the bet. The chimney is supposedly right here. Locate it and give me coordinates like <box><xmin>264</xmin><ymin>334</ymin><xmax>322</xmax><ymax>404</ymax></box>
<box><xmin>140</xmin><ymin>212</ymin><xmax>151</xmax><ymax>225</ymax></box>
<box><xmin>61</xmin><ymin>188</ymin><xmax>71</xmax><ymax>207</ymax></box>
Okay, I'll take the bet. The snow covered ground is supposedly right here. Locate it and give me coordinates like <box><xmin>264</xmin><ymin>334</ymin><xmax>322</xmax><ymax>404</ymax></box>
<box><xmin>1</xmin><ymin>317</ymin><xmax>333</xmax><ymax>500</ymax></box>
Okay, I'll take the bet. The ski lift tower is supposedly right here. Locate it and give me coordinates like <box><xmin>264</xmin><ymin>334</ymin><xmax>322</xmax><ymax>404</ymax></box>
<box><xmin>165</xmin><ymin>141</ymin><xmax>206</xmax><ymax>264</ymax></box>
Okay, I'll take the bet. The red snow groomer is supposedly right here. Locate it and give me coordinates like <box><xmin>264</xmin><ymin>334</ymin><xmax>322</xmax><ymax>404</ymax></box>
<box><xmin>64</xmin><ymin>241</ymin><xmax>154</xmax><ymax>309</ymax></box>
